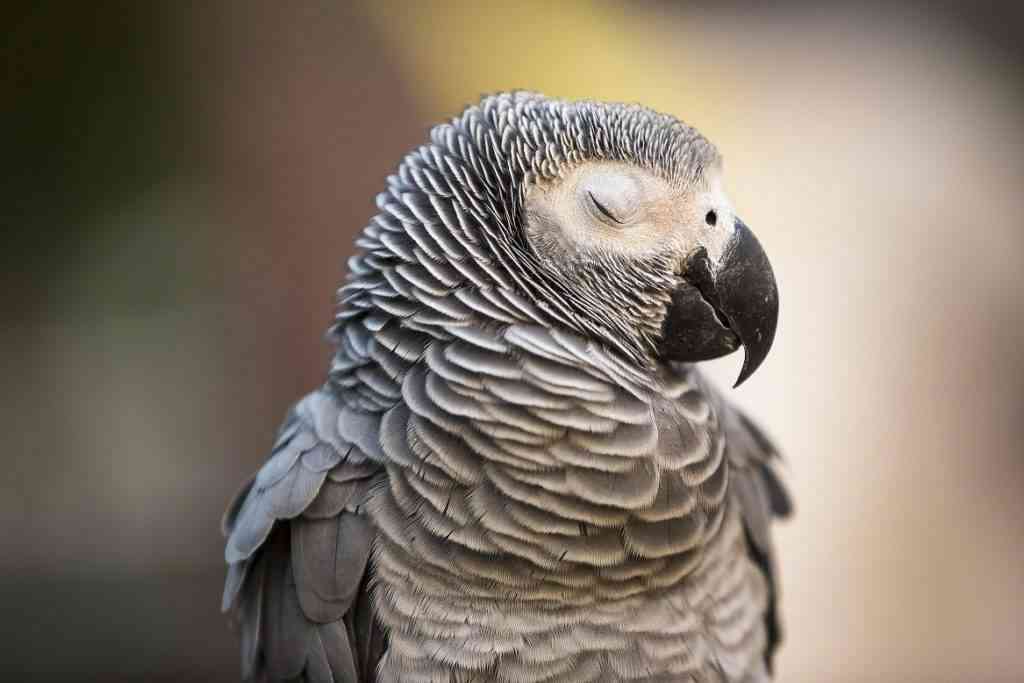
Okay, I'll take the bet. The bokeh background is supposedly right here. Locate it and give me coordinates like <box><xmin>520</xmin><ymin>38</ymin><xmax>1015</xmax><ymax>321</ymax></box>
<box><xmin>4</xmin><ymin>1</ymin><xmax>1023</xmax><ymax>680</ymax></box>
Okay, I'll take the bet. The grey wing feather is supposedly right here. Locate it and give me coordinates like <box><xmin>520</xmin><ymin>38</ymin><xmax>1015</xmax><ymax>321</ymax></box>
<box><xmin>222</xmin><ymin>389</ymin><xmax>386</xmax><ymax>682</ymax></box>
<box><xmin>719</xmin><ymin>399</ymin><xmax>792</xmax><ymax>674</ymax></box>
<box><xmin>291</xmin><ymin>514</ymin><xmax>374</xmax><ymax>623</ymax></box>
<box><xmin>735</xmin><ymin>410</ymin><xmax>792</xmax><ymax>518</ymax></box>
<box><xmin>238</xmin><ymin>554</ymin><xmax>265</xmax><ymax>680</ymax></box>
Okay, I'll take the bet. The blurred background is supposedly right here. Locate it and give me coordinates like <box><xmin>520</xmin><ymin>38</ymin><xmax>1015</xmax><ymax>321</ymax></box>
<box><xmin>4</xmin><ymin>1</ymin><xmax>1023</xmax><ymax>680</ymax></box>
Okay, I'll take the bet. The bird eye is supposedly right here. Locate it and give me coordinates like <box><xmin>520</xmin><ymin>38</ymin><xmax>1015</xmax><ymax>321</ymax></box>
<box><xmin>705</xmin><ymin>210</ymin><xmax>717</xmax><ymax>227</ymax></box>
<box><xmin>579</xmin><ymin>169</ymin><xmax>641</xmax><ymax>227</ymax></box>
<box><xmin>589</xmin><ymin>191</ymin><xmax>623</xmax><ymax>224</ymax></box>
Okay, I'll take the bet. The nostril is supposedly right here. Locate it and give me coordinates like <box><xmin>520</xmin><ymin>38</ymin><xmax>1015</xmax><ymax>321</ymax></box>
<box><xmin>705</xmin><ymin>210</ymin><xmax>717</xmax><ymax>227</ymax></box>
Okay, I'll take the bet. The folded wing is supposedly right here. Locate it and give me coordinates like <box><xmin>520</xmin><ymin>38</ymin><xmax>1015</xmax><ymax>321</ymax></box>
<box><xmin>222</xmin><ymin>390</ymin><xmax>386</xmax><ymax>682</ymax></box>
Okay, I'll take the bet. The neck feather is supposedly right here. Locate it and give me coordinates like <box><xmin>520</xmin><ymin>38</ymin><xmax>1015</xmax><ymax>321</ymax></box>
<box><xmin>329</xmin><ymin>306</ymin><xmax>731</xmax><ymax>601</ymax></box>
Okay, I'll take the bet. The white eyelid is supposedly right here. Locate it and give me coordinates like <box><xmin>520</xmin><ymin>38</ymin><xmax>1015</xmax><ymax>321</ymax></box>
<box><xmin>579</xmin><ymin>170</ymin><xmax>642</xmax><ymax>224</ymax></box>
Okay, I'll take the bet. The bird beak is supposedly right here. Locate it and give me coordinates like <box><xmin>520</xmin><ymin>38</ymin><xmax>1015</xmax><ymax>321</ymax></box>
<box><xmin>657</xmin><ymin>218</ymin><xmax>778</xmax><ymax>387</ymax></box>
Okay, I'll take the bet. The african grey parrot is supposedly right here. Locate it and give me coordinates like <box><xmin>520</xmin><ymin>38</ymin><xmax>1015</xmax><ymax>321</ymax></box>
<box><xmin>221</xmin><ymin>91</ymin><xmax>791</xmax><ymax>683</ymax></box>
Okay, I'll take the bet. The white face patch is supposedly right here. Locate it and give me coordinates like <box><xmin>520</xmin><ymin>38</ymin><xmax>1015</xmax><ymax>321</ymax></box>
<box><xmin>698</xmin><ymin>172</ymin><xmax>737</xmax><ymax>269</ymax></box>
<box><xmin>524</xmin><ymin>161</ymin><xmax>736</xmax><ymax>270</ymax></box>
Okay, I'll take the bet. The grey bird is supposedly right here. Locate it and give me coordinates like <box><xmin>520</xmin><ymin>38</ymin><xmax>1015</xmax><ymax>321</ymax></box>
<box><xmin>221</xmin><ymin>91</ymin><xmax>791</xmax><ymax>683</ymax></box>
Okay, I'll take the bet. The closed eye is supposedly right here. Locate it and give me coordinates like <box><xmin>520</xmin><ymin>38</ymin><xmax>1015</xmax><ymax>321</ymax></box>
<box><xmin>588</xmin><ymin>191</ymin><xmax>623</xmax><ymax>224</ymax></box>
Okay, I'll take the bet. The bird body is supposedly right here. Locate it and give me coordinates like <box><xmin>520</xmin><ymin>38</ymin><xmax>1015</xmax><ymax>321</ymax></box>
<box><xmin>222</xmin><ymin>92</ymin><xmax>790</xmax><ymax>682</ymax></box>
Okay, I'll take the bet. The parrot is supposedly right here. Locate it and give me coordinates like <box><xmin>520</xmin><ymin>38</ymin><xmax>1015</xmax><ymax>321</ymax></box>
<box><xmin>221</xmin><ymin>91</ymin><xmax>791</xmax><ymax>683</ymax></box>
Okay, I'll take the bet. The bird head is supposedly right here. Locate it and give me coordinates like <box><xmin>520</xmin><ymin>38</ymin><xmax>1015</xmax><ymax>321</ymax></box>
<box><xmin>521</xmin><ymin>141</ymin><xmax>778</xmax><ymax>387</ymax></box>
<box><xmin>339</xmin><ymin>92</ymin><xmax>778</xmax><ymax>387</ymax></box>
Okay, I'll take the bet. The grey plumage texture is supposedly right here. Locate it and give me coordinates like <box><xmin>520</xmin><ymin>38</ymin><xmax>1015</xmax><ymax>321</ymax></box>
<box><xmin>222</xmin><ymin>91</ymin><xmax>790</xmax><ymax>682</ymax></box>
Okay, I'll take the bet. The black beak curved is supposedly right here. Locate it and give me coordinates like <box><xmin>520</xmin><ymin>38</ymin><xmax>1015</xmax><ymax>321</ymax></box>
<box><xmin>657</xmin><ymin>218</ymin><xmax>778</xmax><ymax>387</ymax></box>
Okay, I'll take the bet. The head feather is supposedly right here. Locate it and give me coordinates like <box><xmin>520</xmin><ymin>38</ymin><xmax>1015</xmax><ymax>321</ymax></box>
<box><xmin>335</xmin><ymin>92</ymin><xmax>718</xmax><ymax>370</ymax></box>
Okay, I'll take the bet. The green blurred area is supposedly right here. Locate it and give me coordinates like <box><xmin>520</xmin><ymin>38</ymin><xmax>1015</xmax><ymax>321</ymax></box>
<box><xmin>4</xmin><ymin>3</ymin><xmax>184</xmax><ymax>315</ymax></box>
<box><xmin>3</xmin><ymin>2</ymin><xmax>1023</xmax><ymax>681</ymax></box>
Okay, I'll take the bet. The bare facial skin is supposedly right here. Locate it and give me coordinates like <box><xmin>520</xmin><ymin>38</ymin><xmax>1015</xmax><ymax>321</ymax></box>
<box><xmin>524</xmin><ymin>161</ymin><xmax>737</xmax><ymax>268</ymax></box>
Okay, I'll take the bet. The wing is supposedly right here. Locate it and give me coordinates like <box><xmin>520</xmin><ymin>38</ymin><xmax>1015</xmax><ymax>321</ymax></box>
<box><xmin>222</xmin><ymin>389</ymin><xmax>387</xmax><ymax>682</ymax></box>
<box><xmin>718</xmin><ymin>399</ymin><xmax>792</xmax><ymax>674</ymax></box>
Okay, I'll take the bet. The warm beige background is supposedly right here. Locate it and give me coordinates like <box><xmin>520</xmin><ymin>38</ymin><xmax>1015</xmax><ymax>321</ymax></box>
<box><xmin>3</xmin><ymin>2</ymin><xmax>1022</xmax><ymax>680</ymax></box>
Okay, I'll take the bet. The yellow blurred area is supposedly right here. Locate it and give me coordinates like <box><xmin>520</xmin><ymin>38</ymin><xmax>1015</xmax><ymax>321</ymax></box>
<box><xmin>360</xmin><ymin>0</ymin><xmax>738</xmax><ymax>133</ymax></box>
<box><xmin>3</xmin><ymin>1</ymin><xmax>1022</xmax><ymax>681</ymax></box>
